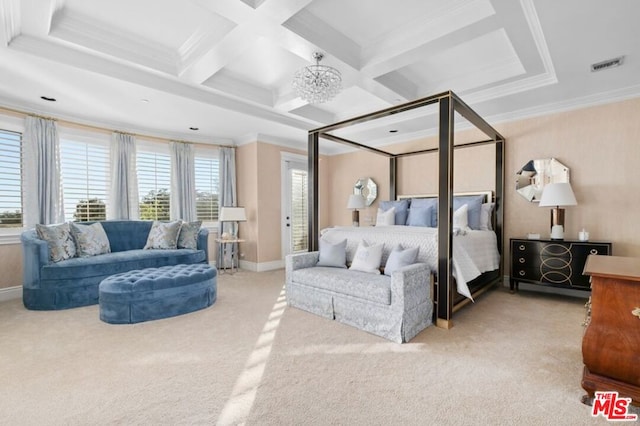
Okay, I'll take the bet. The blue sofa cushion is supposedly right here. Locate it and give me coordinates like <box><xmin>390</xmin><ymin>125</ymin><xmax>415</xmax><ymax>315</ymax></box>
<box><xmin>100</xmin><ymin>220</ymin><xmax>153</xmax><ymax>252</ymax></box>
<box><xmin>40</xmin><ymin>249</ymin><xmax>206</xmax><ymax>281</ymax></box>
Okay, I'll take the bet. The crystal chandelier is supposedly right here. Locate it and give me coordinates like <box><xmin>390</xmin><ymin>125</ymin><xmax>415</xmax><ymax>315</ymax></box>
<box><xmin>292</xmin><ymin>52</ymin><xmax>342</xmax><ymax>104</ymax></box>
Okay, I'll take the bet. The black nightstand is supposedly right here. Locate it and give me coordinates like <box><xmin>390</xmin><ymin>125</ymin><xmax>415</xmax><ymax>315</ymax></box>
<box><xmin>509</xmin><ymin>238</ymin><xmax>612</xmax><ymax>292</ymax></box>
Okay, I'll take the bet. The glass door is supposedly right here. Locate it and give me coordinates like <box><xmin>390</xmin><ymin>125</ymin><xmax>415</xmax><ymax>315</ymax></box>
<box><xmin>282</xmin><ymin>158</ymin><xmax>308</xmax><ymax>257</ymax></box>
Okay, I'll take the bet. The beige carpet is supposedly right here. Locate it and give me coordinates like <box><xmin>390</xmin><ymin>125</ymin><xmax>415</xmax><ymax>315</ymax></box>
<box><xmin>0</xmin><ymin>270</ymin><xmax>628</xmax><ymax>425</ymax></box>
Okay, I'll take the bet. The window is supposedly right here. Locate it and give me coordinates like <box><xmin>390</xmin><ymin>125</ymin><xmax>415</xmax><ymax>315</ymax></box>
<box><xmin>194</xmin><ymin>146</ymin><xmax>220</xmax><ymax>222</ymax></box>
<box><xmin>0</xmin><ymin>129</ymin><xmax>22</xmax><ymax>228</ymax></box>
<box><xmin>290</xmin><ymin>168</ymin><xmax>308</xmax><ymax>252</ymax></box>
<box><xmin>137</xmin><ymin>141</ymin><xmax>171</xmax><ymax>221</ymax></box>
<box><xmin>60</xmin><ymin>137</ymin><xmax>110</xmax><ymax>222</ymax></box>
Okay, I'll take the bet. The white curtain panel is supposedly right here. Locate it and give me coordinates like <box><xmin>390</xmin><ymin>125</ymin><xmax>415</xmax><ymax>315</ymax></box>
<box><xmin>217</xmin><ymin>147</ymin><xmax>237</xmax><ymax>268</ymax></box>
<box><xmin>169</xmin><ymin>141</ymin><xmax>196</xmax><ymax>221</ymax></box>
<box><xmin>22</xmin><ymin>116</ymin><xmax>64</xmax><ymax>227</ymax></box>
<box><xmin>108</xmin><ymin>132</ymin><xmax>139</xmax><ymax>220</ymax></box>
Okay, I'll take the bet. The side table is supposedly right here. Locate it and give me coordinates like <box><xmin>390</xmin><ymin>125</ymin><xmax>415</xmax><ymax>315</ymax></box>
<box><xmin>215</xmin><ymin>238</ymin><xmax>245</xmax><ymax>274</ymax></box>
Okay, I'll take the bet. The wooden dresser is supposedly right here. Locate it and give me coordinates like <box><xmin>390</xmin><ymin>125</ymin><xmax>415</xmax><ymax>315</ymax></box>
<box><xmin>582</xmin><ymin>255</ymin><xmax>640</xmax><ymax>405</ymax></box>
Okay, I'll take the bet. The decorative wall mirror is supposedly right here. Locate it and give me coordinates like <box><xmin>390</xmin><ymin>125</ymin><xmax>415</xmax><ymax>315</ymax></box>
<box><xmin>354</xmin><ymin>177</ymin><xmax>377</xmax><ymax>206</ymax></box>
<box><xmin>516</xmin><ymin>158</ymin><xmax>570</xmax><ymax>202</ymax></box>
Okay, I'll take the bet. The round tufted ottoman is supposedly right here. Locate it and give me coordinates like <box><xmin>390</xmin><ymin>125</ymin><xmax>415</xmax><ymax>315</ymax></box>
<box><xmin>99</xmin><ymin>264</ymin><xmax>217</xmax><ymax>324</ymax></box>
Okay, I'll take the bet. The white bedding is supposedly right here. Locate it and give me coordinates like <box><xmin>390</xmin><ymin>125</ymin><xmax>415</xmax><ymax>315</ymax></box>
<box><xmin>320</xmin><ymin>226</ymin><xmax>500</xmax><ymax>300</ymax></box>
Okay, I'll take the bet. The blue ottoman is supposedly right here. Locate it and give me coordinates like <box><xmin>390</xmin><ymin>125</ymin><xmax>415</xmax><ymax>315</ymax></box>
<box><xmin>99</xmin><ymin>264</ymin><xmax>217</xmax><ymax>324</ymax></box>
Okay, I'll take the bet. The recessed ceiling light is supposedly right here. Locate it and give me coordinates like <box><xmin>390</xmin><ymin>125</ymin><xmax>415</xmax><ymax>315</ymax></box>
<box><xmin>40</xmin><ymin>96</ymin><xmax>56</xmax><ymax>102</ymax></box>
<box><xmin>189</xmin><ymin>127</ymin><xmax>199</xmax><ymax>131</ymax></box>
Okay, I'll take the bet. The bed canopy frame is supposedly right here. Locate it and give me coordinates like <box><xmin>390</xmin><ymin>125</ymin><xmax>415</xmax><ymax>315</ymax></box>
<box><xmin>306</xmin><ymin>90</ymin><xmax>505</xmax><ymax>328</ymax></box>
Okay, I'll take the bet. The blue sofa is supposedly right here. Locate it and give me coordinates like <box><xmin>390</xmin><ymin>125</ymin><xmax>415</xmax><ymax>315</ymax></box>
<box><xmin>21</xmin><ymin>220</ymin><xmax>210</xmax><ymax>310</ymax></box>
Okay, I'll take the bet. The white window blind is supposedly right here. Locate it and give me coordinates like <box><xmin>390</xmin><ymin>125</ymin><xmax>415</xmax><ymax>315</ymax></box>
<box><xmin>60</xmin><ymin>137</ymin><xmax>110</xmax><ymax>222</ymax></box>
<box><xmin>137</xmin><ymin>141</ymin><xmax>171</xmax><ymax>221</ymax></box>
<box><xmin>290</xmin><ymin>168</ymin><xmax>308</xmax><ymax>253</ymax></box>
<box><xmin>194</xmin><ymin>146</ymin><xmax>220</xmax><ymax>222</ymax></box>
<box><xmin>0</xmin><ymin>129</ymin><xmax>22</xmax><ymax>228</ymax></box>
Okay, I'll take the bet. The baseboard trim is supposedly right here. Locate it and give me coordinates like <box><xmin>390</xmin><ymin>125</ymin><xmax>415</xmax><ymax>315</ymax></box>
<box><xmin>0</xmin><ymin>286</ymin><xmax>21</xmax><ymax>302</ymax></box>
<box><xmin>239</xmin><ymin>259</ymin><xmax>284</xmax><ymax>272</ymax></box>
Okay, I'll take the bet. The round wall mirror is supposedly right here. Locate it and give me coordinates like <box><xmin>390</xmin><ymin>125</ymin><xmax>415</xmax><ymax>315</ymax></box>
<box><xmin>354</xmin><ymin>177</ymin><xmax>377</xmax><ymax>206</ymax></box>
<box><xmin>516</xmin><ymin>158</ymin><xmax>570</xmax><ymax>202</ymax></box>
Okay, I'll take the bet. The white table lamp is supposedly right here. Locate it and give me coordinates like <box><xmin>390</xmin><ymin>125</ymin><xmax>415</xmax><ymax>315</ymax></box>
<box><xmin>539</xmin><ymin>182</ymin><xmax>577</xmax><ymax>240</ymax></box>
<box><xmin>219</xmin><ymin>206</ymin><xmax>247</xmax><ymax>238</ymax></box>
<box><xmin>347</xmin><ymin>194</ymin><xmax>366</xmax><ymax>227</ymax></box>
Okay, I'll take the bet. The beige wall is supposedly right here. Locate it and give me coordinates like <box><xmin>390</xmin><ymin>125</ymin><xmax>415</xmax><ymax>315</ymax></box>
<box><xmin>0</xmin><ymin>244</ymin><xmax>23</xmax><ymax>289</ymax></box>
<box><xmin>502</xmin><ymin>97</ymin><xmax>640</xmax><ymax>261</ymax></box>
<box><xmin>236</xmin><ymin>141</ymin><xmax>330</xmax><ymax>265</ymax></box>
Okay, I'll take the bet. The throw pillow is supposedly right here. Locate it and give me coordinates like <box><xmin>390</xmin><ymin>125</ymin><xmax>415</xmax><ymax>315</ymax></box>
<box><xmin>36</xmin><ymin>222</ymin><xmax>77</xmax><ymax>262</ymax></box>
<box><xmin>177</xmin><ymin>220</ymin><xmax>202</xmax><ymax>249</ymax></box>
<box><xmin>406</xmin><ymin>205</ymin><xmax>433</xmax><ymax>227</ymax></box>
<box><xmin>453</xmin><ymin>204</ymin><xmax>469</xmax><ymax>231</ymax></box>
<box><xmin>375</xmin><ymin>206</ymin><xmax>395</xmax><ymax>226</ymax></box>
<box><xmin>409</xmin><ymin>198</ymin><xmax>437</xmax><ymax>227</ymax></box>
<box><xmin>379</xmin><ymin>199</ymin><xmax>409</xmax><ymax>225</ymax></box>
<box><xmin>143</xmin><ymin>220</ymin><xmax>182</xmax><ymax>249</ymax></box>
<box><xmin>453</xmin><ymin>195</ymin><xmax>484</xmax><ymax>230</ymax></box>
<box><xmin>384</xmin><ymin>245</ymin><xmax>419</xmax><ymax>276</ymax></box>
<box><xmin>349</xmin><ymin>240</ymin><xmax>384</xmax><ymax>274</ymax></box>
<box><xmin>317</xmin><ymin>238</ymin><xmax>347</xmax><ymax>268</ymax></box>
<box><xmin>480</xmin><ymin>203</ymin><xmax>495</xmax><ymax>231</ymax></box>
<box><xmin>70</xmin><ymin>222</ymin><xmax>111</xmax><ymax>257</ymax></box>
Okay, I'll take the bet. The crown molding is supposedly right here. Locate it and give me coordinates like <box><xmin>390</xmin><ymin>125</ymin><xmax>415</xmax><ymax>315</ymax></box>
<box><xmin>487</xmin><ymin>85</ymin><xmax>640</xmax><ymax>126</ymax></box>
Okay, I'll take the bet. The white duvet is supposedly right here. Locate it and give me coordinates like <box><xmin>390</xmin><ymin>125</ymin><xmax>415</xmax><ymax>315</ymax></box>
<box><xmin>320</xmin><ymin>226</ymin><xmax>500</xmax><ymax>300</ymax></box>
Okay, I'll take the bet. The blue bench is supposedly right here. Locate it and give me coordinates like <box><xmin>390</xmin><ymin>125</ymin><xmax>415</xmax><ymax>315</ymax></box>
<box><xmin>99</xmin><ymin>264</ymin><xmax>217</xmax><ymax>324</ymax></box>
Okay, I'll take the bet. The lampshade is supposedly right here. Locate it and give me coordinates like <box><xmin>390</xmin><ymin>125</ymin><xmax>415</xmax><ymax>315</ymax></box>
<box><xmin>218</xmin><ymin>207</ymin><xmax>247</xmax><ymax>222</ymax></box>
<box><xmin>347</xmin><ymin>194</ymin><xmax>366</xmax><ymax>210</ymax></box>
<box><xmin>539</xmin><ymin>183</ymin><xmax>577</xmax><ymax>207</ymax></box>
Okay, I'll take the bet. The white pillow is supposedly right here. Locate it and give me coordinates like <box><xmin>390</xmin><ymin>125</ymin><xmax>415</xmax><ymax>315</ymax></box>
<box><xmin>349</xmin><ymin>240</ymin><xmax>384</xmax><ymax>274</ymax></box>
<box><xmin>317</xmin><ymin>238</ymin><xmax>347</xmax><ymax>268</ymax></box>
<box><xmin>453</xmin><ymin>204</ymin><xmax>469</xmax><ymax>231</ymax></box>
<box><xmin>384</xmin><ymin>245</ymin><xmax>419</xmax><ymax>276</ymax></box>
<box><xmin>376</xmin><ymin>206</ymin><xmax>395</xmax><ymax>226</ymax></box>
<box><xmin>479</xmin><ymin>203</ymin><xmax>494</xmax><ymax>231</ymax></box>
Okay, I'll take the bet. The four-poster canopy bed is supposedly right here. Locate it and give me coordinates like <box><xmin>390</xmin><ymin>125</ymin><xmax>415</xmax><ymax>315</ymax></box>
<box><xmin>306</xmin><ymin>91</ymin><xmax>505</xmax><ymax>328</ymax></box>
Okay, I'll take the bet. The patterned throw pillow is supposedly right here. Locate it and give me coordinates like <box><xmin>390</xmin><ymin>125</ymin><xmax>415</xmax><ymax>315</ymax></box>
<box><xmin>349</xmin><ymin>240</ymin><xmax>384</xmax><ymax>274</ymax></box>
<box><xmin>70</xmin><ymin>222</ymin><xmax>111</xmax><ymax>257</ymax></box>
<box><xmin>143</xmin><ymin>220</ymin><xmax>182</xmax><ymax>249</ymax></box>
<box><xmin>36</xmin><ymin>222</ymin><xmax>77</xmax><ymax>263</ymax></box>
<box><xmin>177</xmin><ymin>220</ymin><xmax>202</xmax><ymax>249</ymax></box>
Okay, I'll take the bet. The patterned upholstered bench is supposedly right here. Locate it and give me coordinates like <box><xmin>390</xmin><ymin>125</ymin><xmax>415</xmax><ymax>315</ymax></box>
<box><xmin>99</xmin><ymin>264</ymin><xmax>217</xmax><ymax>324</ymax></box>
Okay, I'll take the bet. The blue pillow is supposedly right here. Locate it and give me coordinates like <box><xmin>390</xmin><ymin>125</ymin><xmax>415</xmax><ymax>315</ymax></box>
<box><xmin>384</xmin><ymin>246</ymin><xmax>419</xmax><ymax>276</ymax></box>
<box><xmin>409</xmin><ymin>198</ymin><xmax>437</xmax><ymax>227</ymax></box>
<box><xmin>379</xmin><ymin>199</ymin><xmax>409</xmax><ymax>225</ymax></box>
<box><xmin>453</xmin><ymin>195</ymin><xmax>485</xmax><ymax>230</ymax></box>
<box><xmin>317</xmin><ymin>238</ymin><xmax>347</xmax><ymax>268</ymax></box>
<box><xmin>406</xmin><ymin>205</ymin><xmax>433</xmax><ymax>227</ymax></box>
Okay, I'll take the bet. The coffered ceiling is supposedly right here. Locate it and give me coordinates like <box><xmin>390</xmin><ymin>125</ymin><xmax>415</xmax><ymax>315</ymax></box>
<box><xmin>0</xmin><ymin>0</ymin><xmax>638</xmax><ymax>152</ymax></box>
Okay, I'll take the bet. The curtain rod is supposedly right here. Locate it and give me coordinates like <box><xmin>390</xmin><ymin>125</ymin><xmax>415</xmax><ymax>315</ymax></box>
<box><xmin>0</xmin><ymin>105</ymin><xmax>235</xmax><ymax>149</ymax></box>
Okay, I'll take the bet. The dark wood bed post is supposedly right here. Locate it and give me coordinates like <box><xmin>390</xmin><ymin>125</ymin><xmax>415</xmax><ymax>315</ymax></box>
<box><xmin>389</xmin><ymin>157</ymin><xmax>397</xmax><ymax>201</ymax></box>
<box><xmin>495</xmin><ymin>139</ymin><xmax>505</xmax><ymax>274</ymax></box>
<box><xmin>308</xmin><ymin>131</ymin><xmax>320</xmax><ymax>252</ymax></box>
<box><xmin>436</xmin><ymin>95</ymin><xmax>455</xmax><ymax>329</ymax></box>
